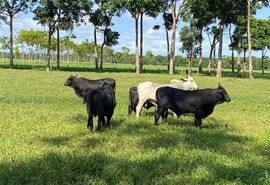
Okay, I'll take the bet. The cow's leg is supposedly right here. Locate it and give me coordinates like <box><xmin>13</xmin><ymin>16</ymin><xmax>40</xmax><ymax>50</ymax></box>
<box><xmin>155</xmin><ymin>106</ymin><xmax>164</xmax><ymax>125</ymax></box>
<box><xmin>106</xmin><ymin>115</ymin><xmax>111</xmax><ymax>125</ymax></box>
<box><xmin>97</xmin><ymin>115</ymin><xmax>104</xmax><ymax>131</ymax></box>
<box><xmin>162</xmin><ymin>109</ymin><xmax>168</xmax><ymax>123</ymax></box>
<box><xmin>194</xmin><ymin>116</ymin><xmax>202</xmax><ymax>127</ymax></box>
<box><xmin>87</xmin><ymin>114</ymin><xmax>94</xmax><ymax>131</ymax></box>
<box><xmin>128</xmin><ymin>105</ymin><xmax>132</xmax><ymax>114</ymax></box>
<box><xmin>136</xmin><ymin>98</ymin><xmax>147</xmax><ymax>118</ymax></box>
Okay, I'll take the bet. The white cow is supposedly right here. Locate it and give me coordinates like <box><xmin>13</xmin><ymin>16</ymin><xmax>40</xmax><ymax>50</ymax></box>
<box><xmin>136</xmin><ymin>76</ymin><xmax>198</xmax><ymax>118</ymax></box>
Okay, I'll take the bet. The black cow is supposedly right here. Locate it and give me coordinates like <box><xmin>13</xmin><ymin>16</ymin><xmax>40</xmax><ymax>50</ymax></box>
<box><xmin>64</xmin><ymin>75</ymin><xmax>116</xmax><ymax>98</ymax></box>
<box><xmin>155</xmin><ymin>84</ymin><xmax>231</xmax><ymax>127</ymax></box>
<box><xmin>128</xmin><ymin>86</ymin><xmax>155</xmax><ymax>114</ymax></box>
<box><xmin>83</xmin><ymin>83</ymin><xmax>116</xmax><ymax>131</ymax></box>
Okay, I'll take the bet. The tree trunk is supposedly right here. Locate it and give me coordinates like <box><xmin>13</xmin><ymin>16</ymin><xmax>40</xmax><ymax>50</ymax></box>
<box><xmin>140</xmin><ymin>12</ymin><xmax>143</xmax><ymax>71</ymax></box>
<box><xmin>229</xmin><ymin>24</ymin><xmax>234</xmax><ymax>73</ymax></box>
<box><xmin>237</xmin><ymin>36</ymin><xmax>241</xmax><ymax>78</ymax></box>
<box><xmin>244</xmin><ymin>49</ymin><xmax>247</xmax><ymax>76</ymax></box>
<box><xmin>216</xmin><ymin>21</ymin><xmax>224</xmax><ymax>78</ymax></box>
<box><xmin>231</xmin><ymin>49</ymin><xmax>235</xmax><ymax>73</ymax></box>
<box><xmin>188</xmin><ymin>49</ymin><xmax>192</xmax><ymax>76</ymax></box>
<box><xmin>135</xmin><ymin>14</ymin><xmax>141</xmax><ymax>74</ymax></box>
<box><xmin>208</xmin><ymin>35</ymin><xmax>216</xmax><ymax>75</ymax></box>
<box><xmin>261</xmin><ymin>50</ymin><xmax>264</xmax><ymax>75</ymax></box>
<box><xmin>56</xmin><ymin>28</ymin><xmax>60</xmax><ymax>70</ymax></box>
<box><xmin>100</xmin><ymin>44</ymin><xmax>104</xmax><ymax>71</ymax></box>
<box><xmin>166</xmin><ymin>28</ymin><xmax>170</xmax><ymax>72</ymax></box>
<box><xmin>169</xmin><ymin>1</ymin><xmax>176</xmax><ymax>74</ymax></box>
<box><xmin>100</xmin><ymin>30</ymin><xmax>105</xmax><ymax>71</ymax></box>
<box><xmin>9</xmin><ymin>15</ymin><xmax>14</xmax><ymax>68</ymax></box>
<box><xmin>46</xmin><ymin>27</ymin><xmax>52</xmax><ymax>71</ymax></box>
<box><xmin>247</xmin><ymin>0</ymin><xmax>254</xmax><ymax>80</ymax></box>
<box><xmin>198</xmin><ymin>29</ymin><xmax>203</xmax><ymax>74</ymax></box>
<box><xmin>94</xmin><ymin>27</ymin><xmax>99</xmax><ymax>71</ymax></box>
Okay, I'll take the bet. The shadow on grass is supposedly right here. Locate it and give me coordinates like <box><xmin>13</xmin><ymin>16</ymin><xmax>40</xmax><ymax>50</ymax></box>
<box><xmin>1</xmin><ymin>107</ymin><xmax>269</xmax><ymax>184</ymax></box>
<box><xmin>0</xmin><ymin>148</ymin><xmax>269</xmax><ymax>184</ymax></box>
<box><xmin>71</xmin><ymin>113</ymin><xmax>87</xmax><ymax>125</ymax></box>
<box><xmin>1</xmin><ymin>62</ymin><xmax>270</xmax><ymax>79</ymax></box>
<box><xmin>41</xmin><ymin>136</ymin><xmax>71</xmax><ymax>147</ymax></box>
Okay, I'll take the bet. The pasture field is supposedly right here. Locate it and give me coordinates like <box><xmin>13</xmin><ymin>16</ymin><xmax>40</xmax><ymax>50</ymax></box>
<box><xmin>0</xmin><ymin>67</ymin><xmax>270</xmax><ymax>184</ymax></box>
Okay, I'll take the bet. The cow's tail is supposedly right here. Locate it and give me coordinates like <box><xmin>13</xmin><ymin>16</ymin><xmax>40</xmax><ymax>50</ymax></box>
<box><xmin>84</xmin><ymin>90</ymin><xmax>95</xmax><ymax>115</ymax></box>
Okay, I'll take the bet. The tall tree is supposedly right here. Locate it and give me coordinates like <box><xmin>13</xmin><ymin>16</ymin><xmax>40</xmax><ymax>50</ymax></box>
<box><xmin>1</xmin><ymin>0</ymin><xmax>36</xmax><ymax>68</ymax></box>
<box><xmin>17</xmin><ymin>29</ymin><xmax>48</xmax><ymax>61</ymax></box>
<box><xmin>179</xmin><ymin>25</ymin><xmax>200</xmax><ymax>75</ymax></box>
<box><xmin>206</xmin><ymin>25</ymin><xmax>219</xmax><ymax>75</ymax></box>
<box><xmin>88</xmin><ymin>0</ymin><xmax>120</xmax><ymax>71</ymax></box>
<box><xmin>246</xmin><ymin>0</ymin><xmax>269</xmax><ymax>79</ymax></box>
<box><xmin>167</xmin><ymin>0</ymin><xmax>186</xmax><ymax>74</ymax></box>
<box><xmin>0</xmin><ymin>36</ymin><xmax>9</xmax><ymax>59</ymax></box>
<box><xmin>250</xmin><ymin>17</ymin><xmax>270</xmax><ymax>75</ymax></box>
<box><xmin>206</xmin><ymin>0</ymin><xmax>246</xmax><ymax>78</ymax></box>
<box><xmin>34</xmin><ymin>0</ymin><xmax>92</xmax><ymax>71</ymax></box>
<box><xmin>182</xmin><ymin>0</ymin><xmax>214</xmax><ymax>74</ymax></box>
<box><xmin>89</xmin><ymin>8</ymin><xmax>103</xmax><ymax>71</ymax></box>
<box><xmin>121</xmin><ymin>0</ymin><xmax>164</xmax><ymax>74</ymax></box>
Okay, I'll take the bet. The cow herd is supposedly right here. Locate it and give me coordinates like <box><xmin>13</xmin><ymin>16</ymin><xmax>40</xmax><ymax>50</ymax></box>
<box><xmin>64</xmin><ymin>75</ymin><xmax>231</xmax><ymax>131</ymax></box>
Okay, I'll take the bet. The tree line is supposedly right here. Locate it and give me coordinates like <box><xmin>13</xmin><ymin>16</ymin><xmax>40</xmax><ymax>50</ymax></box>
<box><xmin>0</xmin><ymin>0</ymin><xmax>270</xmax><ymax>79</ymax></box>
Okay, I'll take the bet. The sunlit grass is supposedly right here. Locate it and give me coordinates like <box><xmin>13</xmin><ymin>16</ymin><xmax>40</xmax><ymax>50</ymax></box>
<box><xmin>0</xmin><ymin>68</ymin><xmax>270</xmax><ymax>184</ymax></box>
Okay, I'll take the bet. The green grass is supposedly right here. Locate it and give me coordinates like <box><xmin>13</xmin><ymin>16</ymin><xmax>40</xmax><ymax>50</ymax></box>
<box><xmin>0</xmin><ymin>67</ymin><xmax>270</xmax><ymax>184</ymax></box>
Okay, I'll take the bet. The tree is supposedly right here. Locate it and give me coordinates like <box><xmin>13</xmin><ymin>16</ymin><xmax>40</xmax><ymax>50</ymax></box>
<box><xmin>88</xmin><ymin>0</ymin><xmax>121</xmax><ymax>71</ymax></box>
<box><xmin>182</xmin><ymin>0</ymin><xmax>214</xmax><ymax>74</ymax></box>
<box><xmin>179</xmin><ymin>25</ymin><xmax>200</xmax><ymax>75</ymax></box>
<box><xmin>246</xmin><ymin>0</ymin><xmax>269</xmax><ymax>79</ymax></box>
<box><xmin>0</xmin><ymin>2</ymin><xmax>7</xmax><ymax>25</ymax></box>
<box><xmin>250</xmin><ymin>17</ymin><xmax>270</xmax><ymax>75</ymax></box>
<box><xmin>60</xmin><ymin>36</ymin><xmax>76</xmax><ymax>63</ymax></box>
<box><xmin>162</xmin><ymin>11</ymin><xmax>173</xmax><ymax>71</ymax></box>
<box><xmin>17</xmin><ymin>29</ymin><xmax>48</xmax><ymax>61</ymax></box>
<box><xmin>206</xmin><ymin>25</ymin><xmax>219</xmax><ymax>75</ymax></box>
<box><xmin>121</xmin><ymin>0</ymin><xmax>164</xmax><ymax>74</ymax></box>
<box><xmin>34</xmin><ymin>0</ymin><xmax>92</xmax><ymax>71</ymax></box>
<box><xmin>0</xmin><ymin>36</ymin><xmax>9</xmax><ymax>59</ymax></box>
<box><xmin>144</xmin><ymin>50</ymin><xmax>156</xmax><ymax>65</ymax></box>
<box><xmin>167</xmin><ymin>0</ymin><xmax>186</xmax><ymax>74</ymax></box>
<box><xmin>1</xmin><ymin>0</ymin><xmax>36</xmax><ymax>68</ymax></box>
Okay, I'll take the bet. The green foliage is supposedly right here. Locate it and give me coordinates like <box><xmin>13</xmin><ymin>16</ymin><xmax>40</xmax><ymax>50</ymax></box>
<box><xmin>251</xmin><ymin>17</ymin><xmax>270</xmax><ymax>51</ymax></box>
<box><xmin>0</xmin><ymin>36</ymin><xmax>9</xmax><ymax>50</ymax></box>
<box><xmin>0</xmin><ymin>69</ymin><xmax>270</xmax><ymax>184</ymax></box>
<box><xmin>17</xmin><ymin>29</ymin><xmax>48</xmax><ymax>50</ymax></box>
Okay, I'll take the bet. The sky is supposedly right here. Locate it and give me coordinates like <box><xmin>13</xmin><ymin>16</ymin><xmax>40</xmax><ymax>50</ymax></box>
<box><xmin>0</xmin><ymin>6</ymin><xmax>269</xmax><ymax>57</ymax></box>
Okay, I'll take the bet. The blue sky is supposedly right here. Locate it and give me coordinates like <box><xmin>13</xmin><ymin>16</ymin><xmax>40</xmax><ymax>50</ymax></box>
<box><xmin>0</xmin><ymin>7</ymin><xmax>269</xmax><ymax>57</ymax></box>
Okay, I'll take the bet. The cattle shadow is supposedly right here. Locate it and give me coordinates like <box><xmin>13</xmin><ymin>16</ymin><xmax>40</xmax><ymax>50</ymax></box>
<box><xmin>41</xmin><ymin>136</ymin><xmax>71</xmax><ymax>147</ymax></box>
<box><xmin>71</xmin><ymin>113</ymin><xmax>86</xmax><ymax>124</ymax></box>
<box><xmin>70</xmin><ymin>113</ymin><xmax>125</xmax><ymax>132</ymax></box>
<box><xmin>1</xmin><ymin>148</ymin><xmax>269</xmax><ymax>184</ymax></box>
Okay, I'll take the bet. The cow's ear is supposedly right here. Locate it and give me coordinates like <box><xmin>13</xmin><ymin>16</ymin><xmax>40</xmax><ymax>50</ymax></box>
<box><xmin>218</xmin><ymin>83</ymin><xmax>224</xmax><ymax>93</ymax></box>
<box><xmin>218</xmin><ymin>83</ymin><xmax>223</xmax><ymax>89</ymax></box>
<box><xmin>181</xmin><ymin>78</ymin><xmax>187</xmax><ymax>82</ymax></box>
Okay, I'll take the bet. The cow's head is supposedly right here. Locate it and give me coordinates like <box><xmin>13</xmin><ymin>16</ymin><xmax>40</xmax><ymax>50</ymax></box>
<box><xmin>64</xmin><ymin>75</ymin><xmax>77</xmax><ymax>86</ymax></box>
<box><xmin>217</xmin><ymin>83</ymin><xmax>231</xmax><ymax>103</ymax></box>
<box><xmin>180</xmin><ymin>76</ymin><xmax>199</xmax><ymax>90</ymax></box>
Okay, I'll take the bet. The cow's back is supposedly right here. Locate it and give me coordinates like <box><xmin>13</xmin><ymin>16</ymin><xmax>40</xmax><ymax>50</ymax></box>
<box><xmin>137</xmin><ymin>81</ymin><xmax>161</xmax><ymax>102</ymax></box>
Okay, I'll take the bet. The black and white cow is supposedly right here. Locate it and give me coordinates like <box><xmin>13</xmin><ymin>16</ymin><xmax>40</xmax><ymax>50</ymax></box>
<box><xmin>128</xmin><ymin>87</ymin><xmax>155</xmax><ymax>114</ymax></box>
<box><xmin>83</xmin><ymin>83</ymin><xmax>116</xmax><ymax>131</ymax></box>
<box><xmin>64</xmin><ymin>75</ymin><xmax>116</xmax><ymax>98</ymax></box>
<box><xmin>155</xmin><ymin>84</ymin><xmax>231</xmax><ymax>127</ymax></box>
<box><xmin>136</xmin><ymin>77</ymin><xmax>198</xmax><ymax>118</ymax></box>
